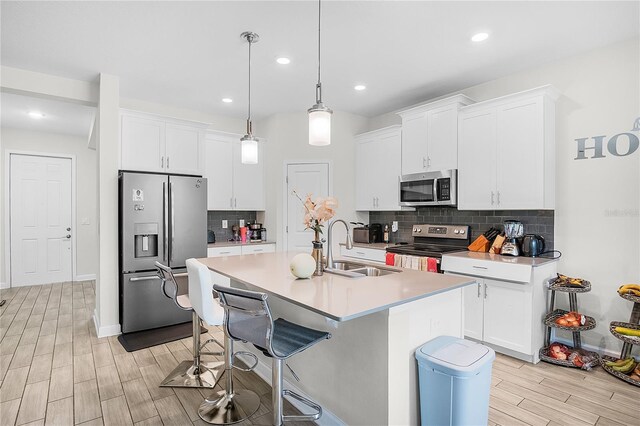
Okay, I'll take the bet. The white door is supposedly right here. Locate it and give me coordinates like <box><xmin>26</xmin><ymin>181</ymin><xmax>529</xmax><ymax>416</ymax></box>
<box><xmin>165</xmin><ymin>123</ymin><xmax>201</xmax><ymax>175</ymax></box>
<box><xmin>203</xmin><ymin>132</ymin><xmax>234</xmax><ymax>210</ymax></box>
<box><xmin>286</xmin><ymin>163</ymin><xmax>329</xmax><ymax>252</ymax></box>
<box><xmin>120</xmin><ymin>114</ymin><xmax>165</xmax><ymax>173</ymax></box>
<box><xmin>463</xmin><ymin>278</ymin><xmax>484</xmax><ymax>341</ymax></box>
<box><xmin>10</xmin><ymin>154</ymin><xmax>73</xmax><ymax>286</ymax></box>
<box><xmin>483</xmin><ymin>279</ymin><xmax>533</xmax><ymax>354</ymax></box>
<box><xmin>233</xmin><ymin>140</ymin><xmax>265</xmax><ymax>210</ymax></box>
<box><xmin>458</xmin><ymin>108</ymin><xmax>497</xmax><ymax>210</ymax></box>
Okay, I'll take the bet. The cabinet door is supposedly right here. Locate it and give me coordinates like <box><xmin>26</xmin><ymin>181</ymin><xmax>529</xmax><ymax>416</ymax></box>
<box><xmin>121</xmin><ymin>115</ymin><xmax>165</xmax><ymax>172</ymax></box>
<box><xmin>375</xmin><ymin>131</ymin><xmax>401</xmax><ymax>210</ymax></box>
<box><xmin>463</xmin><ymin>279</ymin><xmax>484</xmax><ymax>341</ymax></box>
<box><xmin>165</xmin><ymin>124</ymin><xmax>201</xmax><ymax>175</ymax></box>
<box><xmin>355</xmin><ymin>137</ymin><xmax>376</xmax><ymax>211</ymax></box>
<box><xmin>401</xmin><ymin>113</ymin><xmax>428</xmax><ymax>175</ymax></box>
<box><xmin>427</xmin><ymin>105</ymin><xmax>458</xmax><ymax>171</ymax></box>
<box><xmin>483</xmin><ymin>279</ymin><xmax>533</xmax><ymax>354</ymax></box>
<box><xmin>457</xmin><ymin>109</ymin><xmax>497</xmax><ymax>210</ymax></box>
<box><xmin>233</xmin><ymin>140</ymin><xmax>265</xmax><ymax>210</ymax></box>
<box><xmin>496</xmin><ymin>98</ymin><xmax>544</xmax><ymax>209</ymax></box>
<box><xmin>203</xmin><ymin>133</ymin><xmax>234</xmax><ymax>210</ymax></box>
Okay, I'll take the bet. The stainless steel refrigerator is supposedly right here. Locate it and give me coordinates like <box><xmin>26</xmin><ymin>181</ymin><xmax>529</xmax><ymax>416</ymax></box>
<box><xmin>119</xmin><ymin>172</ymin><xmax>207</xmax><ymax>333</ymax></box>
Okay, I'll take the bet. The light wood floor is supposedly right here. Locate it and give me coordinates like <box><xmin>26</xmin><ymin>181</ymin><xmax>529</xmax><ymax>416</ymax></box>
<box><xmin>1</xmin><ymin>282</ymin><xmax>638</xmax><ymax>426</ymax></box>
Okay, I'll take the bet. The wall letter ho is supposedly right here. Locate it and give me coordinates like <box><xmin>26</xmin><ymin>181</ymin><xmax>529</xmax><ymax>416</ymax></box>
<box><xmin>575</xmin><ymin>118</ymin><xmax>640</xmax><ymax>160</ymax></box>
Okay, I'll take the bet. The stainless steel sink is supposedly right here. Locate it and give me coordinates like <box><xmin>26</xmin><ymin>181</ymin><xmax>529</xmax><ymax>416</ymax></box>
<box><xmin>325</xmin><ymin>261</ymin><xmax>401</xmax><ymax>278</ymax></box>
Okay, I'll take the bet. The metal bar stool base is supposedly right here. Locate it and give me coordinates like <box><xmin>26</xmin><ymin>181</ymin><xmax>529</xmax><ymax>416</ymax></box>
<box><xmin>198</xmin><ymin>389</ymin><xmax>260</xmax><ymax>424</ymax></box>
<box><xmin>160</xmin><ymin>360</ymin><xmax>224</xmax><ymax>388</ymax></box>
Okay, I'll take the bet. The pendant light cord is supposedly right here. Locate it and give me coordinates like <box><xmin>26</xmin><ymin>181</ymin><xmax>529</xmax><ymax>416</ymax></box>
<box><xmin>247</xmin><ymin>36</ymin><xmax>252</xmax><ymax>127</ymax></box>
<box><xmin>317</xmin><ymin>0</ymin><xmax>321</xmax><ymax>87</ymax></box>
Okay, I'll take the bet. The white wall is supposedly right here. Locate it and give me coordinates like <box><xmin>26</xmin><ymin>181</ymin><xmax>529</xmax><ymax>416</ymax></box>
<box><xmin>256</xmin><ymin>111</ymin><xmax>369</xmax><ymax>255</ymax></box>
<box><xmin>369</xmin><ymin>38</ymin><xmax>640</xmax><ymax>353</ymax></box>
<box><xmin>1</xmin><ymin>127</ymin><xmax>98</xmax><ymax>283</ymax></box>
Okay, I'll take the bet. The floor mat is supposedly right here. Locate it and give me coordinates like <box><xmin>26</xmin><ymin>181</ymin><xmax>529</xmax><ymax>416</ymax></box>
<box><xmin>117</xmin><ymin>322</ymin><xmax>207</xmax><ymax>352</ymax></box>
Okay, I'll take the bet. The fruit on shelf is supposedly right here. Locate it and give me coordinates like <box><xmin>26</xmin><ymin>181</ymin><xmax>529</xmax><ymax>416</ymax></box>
<box><xmin>617</xmin><ymin>283</ymin><xmax>640</xmax><ymax>296</ymax></box>
<box><xmin>554</xmin><ymin>273</ymin><xmax>587</xmax><ymax>287</ymax></box>
<box><xmin>631</xmin><ymin>365</ymin><xmax>640</xmax><ymax>381</ymax></box>
<box><xmin>614</xmin><ymin>326</ymin><xmax>640</xmax><ymax>337</ymax></box>
<box><xmin>606</xmin><ymin>357</ymin><xmax>637</xmax><ymax>374</ymax></box>
<box><xmin>555</xmin><ymin>311</ymin><xmax>586</xmax><ymax>327</ymax></box>
<box><xmin>548</xmin><ymin>343</ymin><xmax>571</xmax><ymax>360</ymax></box>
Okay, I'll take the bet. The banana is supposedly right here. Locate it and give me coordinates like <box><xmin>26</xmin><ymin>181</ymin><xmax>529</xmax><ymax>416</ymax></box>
<box><xmin>614</xmin><ymin>327</ymin><xmax>640</xmax><ymax>337</ymax></box>
<box><xmin>618</xmin><ymin>284</ymin><xmax>640</xmax><ymax>294</ymax></box>
<box><xmin>612</xmin><ymin>359</ymin><xmax>637</xmax><ymax>373</ymax></box>
<box><xmin>605</xmin><ymin>358</ymin><xmax>632</xmax><ymax>367</ymax></box>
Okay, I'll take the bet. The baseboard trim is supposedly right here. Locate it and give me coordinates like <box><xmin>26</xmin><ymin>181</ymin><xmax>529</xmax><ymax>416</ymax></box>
<box><xmin>75</xmin><ymin>274</ymin><xmax>97</xmax><ymax>282</ymax></box>
<box><xmin>0</xmin><ymin>281</ymin><xmax>8</xmax><ymax>290</ymax></box>
<box><xmin>236</xmin><ymin>342</ymin><xmax>345</xmax><ymax>426</ymax></box>
<box><xmin>92</xmin><ymin>309</ymin><xmax>121</xmax><ymax>338</ymax></box>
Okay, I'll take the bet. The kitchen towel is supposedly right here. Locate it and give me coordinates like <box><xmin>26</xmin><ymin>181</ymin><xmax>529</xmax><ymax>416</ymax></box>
<box><xmin>427</xmin><ymin>257</ymin><xmax>438</xmax><ymax>273</ymax></box>
<box><xmin>386</xmin><ymin>252</ymin><xmax>395</xmax><ymax>266</ymax></box>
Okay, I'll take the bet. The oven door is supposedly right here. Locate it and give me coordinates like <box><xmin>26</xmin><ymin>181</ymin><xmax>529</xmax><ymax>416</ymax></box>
<box><xmin>399</xmin><ymin>175</ymin><xmax>436</xmax><ymax>206</ymax></box>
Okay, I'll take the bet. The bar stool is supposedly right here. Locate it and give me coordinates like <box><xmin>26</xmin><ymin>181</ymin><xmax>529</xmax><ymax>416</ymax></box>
<box><xmin>212</xmin><ymin>284</ymin><xmax>331</xmax><ymax>426</ymax></box>
<box><xmin>155</xmin><ymin>261</ymin><xmax>223</xmax><ymax>388</ymax></box>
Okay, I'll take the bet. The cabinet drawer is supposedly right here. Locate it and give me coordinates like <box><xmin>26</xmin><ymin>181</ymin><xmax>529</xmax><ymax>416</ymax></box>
<box><xmin>207</xmin><ymin>246</ymin><xmax>242</xmax><ymax>258</ymax></box>
<box><xmin>441</xmin><ymin>256</ymin><xmax>532</xmax><ymax>283</ymax></box>
<box><xmin>340</xmin><ymin>246</ymin><xmax>386</xmax><ymax>263</ymax></box>
<box><xmin>241</xmin><ymin>244</ymin><xmax>275</xmax><ymax>255</ymax></box>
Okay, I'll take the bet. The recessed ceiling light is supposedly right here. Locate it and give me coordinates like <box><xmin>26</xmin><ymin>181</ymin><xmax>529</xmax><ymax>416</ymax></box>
<box><xmin>354</xmin><ymin>85</ymin><xmax>366</xmax><ymax>91</ymax></box>
<box><xmin>28</xmin><ymin>111</ymin><xmax>45</xmax><ymax>119</ymax></box>
<box><xmin>471</xmin><ymin>32</ymin><xmax>489</xmax><ymax>42</ymax></box>
<box><xmin>222</xmin><ymin>98</ymin><xmax>233</xmax><ymax>103</ymax></box>
<box><xmin>276</xmin><ymin>57</ymin><xmax>291</xmax><ymax>65</ymax></box>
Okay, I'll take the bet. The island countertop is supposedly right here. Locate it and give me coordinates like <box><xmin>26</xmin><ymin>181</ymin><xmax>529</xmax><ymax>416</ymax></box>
<box><xmin>196</xmin><ymin>251</ymin><xmax>474</xmax><ymax>322</ymax></box>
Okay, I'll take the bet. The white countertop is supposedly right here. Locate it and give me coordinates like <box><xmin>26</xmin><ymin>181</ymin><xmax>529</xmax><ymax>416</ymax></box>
<box><xmin>208</xmin><ymin>240</ymin><xmax>274</xmax><ymax>248</ymax></box>
<box><xmin>442</xmin><ymin>250</ymin><xmax>558</xmax><ymax>267</ymax></box>
<box><xmin>197</xmin><ymin>251</ymin><xmax>474</xmax><ymax>321</ymax></box>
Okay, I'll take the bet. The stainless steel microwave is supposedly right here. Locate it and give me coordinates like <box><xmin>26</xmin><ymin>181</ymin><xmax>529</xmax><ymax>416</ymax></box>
<box><xmin>399</xmin><ymin>169</ymin><xmax>457</xmax><ymax>207</ymax></box>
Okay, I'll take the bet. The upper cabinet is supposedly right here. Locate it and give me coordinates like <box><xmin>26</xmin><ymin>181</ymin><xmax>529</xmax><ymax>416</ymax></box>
<box><xmin>355</xmin><ymin>125</ymin><xmax>402</xmax><ymax>211</ymax></box>
<box><xmin>120</xmin><ymin>111</ymin><xmax>203</xmax><ymax>176</ymax></box>
<box><xmin>398</xmin><ymin>95</ymin><xmax>474</xmax><ymax>175</ymax></box>
<box><xmin>203</xmin><ymin>131</ymin><xmax>266</xmax><ymax>211</ymax></box>
<box><xmin>458</xmin><ymin>86</ymin><xmax>558</xmax><ymax>210</ymax></box>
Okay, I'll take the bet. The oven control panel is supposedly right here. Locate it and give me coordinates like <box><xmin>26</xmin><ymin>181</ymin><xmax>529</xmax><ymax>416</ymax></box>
<box><xmin>411</xmin><ymin>224</ymin><xmax>470</xmax><ymax>239</ymax></box>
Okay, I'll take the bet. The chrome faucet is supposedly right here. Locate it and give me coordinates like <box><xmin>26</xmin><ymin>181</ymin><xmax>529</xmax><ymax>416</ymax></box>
<box><xmin>326</xmin><ymin>219</ymin><xmax>353</xmax><ymax>269</ymax></box>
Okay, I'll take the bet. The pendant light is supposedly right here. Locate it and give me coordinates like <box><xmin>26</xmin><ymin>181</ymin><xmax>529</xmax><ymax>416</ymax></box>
<box><xmin>308</xmin><ymin>0</ymin><xmax>332</xmax><ymax>146</ymax></box>
<box><xmin>240</xmin><ymin>31</ymin><xmax>259</xmax><ymax>164</ymax></box>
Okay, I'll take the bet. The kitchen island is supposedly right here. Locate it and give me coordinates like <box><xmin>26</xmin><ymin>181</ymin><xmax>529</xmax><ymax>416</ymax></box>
<box><xmin>197</xmin><ymin>252</ymin><xmax>475</xmax><ymax>425</ymax></box>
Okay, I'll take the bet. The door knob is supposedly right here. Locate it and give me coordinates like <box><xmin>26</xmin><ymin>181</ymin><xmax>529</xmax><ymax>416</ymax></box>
<box><xmin>66</xmin><ymin>235</ymin><xmax>71</xmax><ymax>239</ymax></box>
<box><xmin>66</xmin><ymin>227</ymin><xmax>71</xmax><ymax>231</ymax></box>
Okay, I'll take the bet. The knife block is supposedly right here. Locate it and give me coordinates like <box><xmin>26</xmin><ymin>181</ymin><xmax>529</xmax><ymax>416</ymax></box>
<box><xmin>468</xmin><ymin>235</ymin><xmax>490</xmax><ymax>252</ymax></box>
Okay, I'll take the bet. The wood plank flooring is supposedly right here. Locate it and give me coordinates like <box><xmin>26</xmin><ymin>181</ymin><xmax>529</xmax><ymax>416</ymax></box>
<box><xmin>1</xmin><ymin>281</ymin><xmax>638</xmax><ymax>426</ymax></box>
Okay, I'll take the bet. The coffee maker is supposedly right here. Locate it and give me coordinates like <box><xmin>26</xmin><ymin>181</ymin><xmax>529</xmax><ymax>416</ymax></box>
<box><xmin>502</xmin><ymin>220</ymin><xmax>524</xmax><ymax>256</ymax></box>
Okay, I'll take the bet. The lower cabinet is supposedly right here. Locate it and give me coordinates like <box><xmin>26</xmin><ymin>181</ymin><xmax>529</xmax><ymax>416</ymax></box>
<box><xmin>464</xmin><ymin>278</ymin><xmax>533</xmax><ymax>355</ymax></box>
<box><xmin>340</xmin><ymin>246</ymin><xmax>386</xmax><ymax>263</ymax></box>
<box><xmin>207</xmin><ymin>244</ymin><xmax>275</xmax><ymax>258</ymax></box>
<box><xmin>442</xmin><ymin>254</ymin><xmax>557</xmax><ymax>363</ymax></box>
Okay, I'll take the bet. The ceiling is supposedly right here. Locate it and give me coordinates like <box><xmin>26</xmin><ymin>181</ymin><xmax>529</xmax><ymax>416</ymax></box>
<box><xmin>1</xmin><ymin>92</ymin><xmax>96</xmax><ymax>137</ymax></box>
<box><xmin>1</xmin><ymin>1</ymin><xmax>638</xmax><ymax>120</ymax></box>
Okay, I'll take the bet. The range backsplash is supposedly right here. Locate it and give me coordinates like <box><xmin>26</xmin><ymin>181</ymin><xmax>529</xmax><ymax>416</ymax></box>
<box><xmin>369</xmin><ymin>208</ymin><xmax>554</xmax><ymax>250</ymax></box>
<box><xmin>207</xmin><ymin>211</ymin><xmax>257</xmax><ymax>242</ymax></box>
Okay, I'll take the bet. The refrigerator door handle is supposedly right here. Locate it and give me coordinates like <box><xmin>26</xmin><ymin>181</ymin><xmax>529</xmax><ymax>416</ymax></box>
<box><xmin>129</xmin><ymin>276</ymin><xmax>161</xmax><ymax>282</ymax></box>
<box><xmin>170</xmin><ymin>181</ymin><xmax>175</xmax><ymax>262</ymax></box>
<box><xmin>163</xmin><ymin>181</ymin><xmax>168</xmax><ymax>263</ymax></box>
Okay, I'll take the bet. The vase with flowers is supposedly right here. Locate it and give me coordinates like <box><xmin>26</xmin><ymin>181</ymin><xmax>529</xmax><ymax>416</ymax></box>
<box><xmin>292</xmin><ymin>190</ymin><xmax>338</xmax><ymax>275</ymax></box>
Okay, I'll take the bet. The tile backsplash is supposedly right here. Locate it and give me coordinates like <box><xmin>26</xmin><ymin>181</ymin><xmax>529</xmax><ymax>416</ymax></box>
<box><xmin>207</xmin><ymin>211</ymin><xmax>257</xmax><ymax>242</ymax></box>
<box><xmin>369</xmin><ymin>208</ymin><xmax>554</xmax><ymax>250</ymax></box>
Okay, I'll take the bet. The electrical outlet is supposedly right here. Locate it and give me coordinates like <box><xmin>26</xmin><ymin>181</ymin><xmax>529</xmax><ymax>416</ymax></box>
<box><xmin>222</xmin><ymin>220</ymin><xmax>228</xmax><ymax>229</ymax></box>
<box><xmin>392</xmin><ymin>221</ymin><xmax>398</xmax><ymax>232</ymax></box>
<box><xmin>239</xmin><ymin>219</ymin><xmax>245</xmax><ymax>227</ymax></box>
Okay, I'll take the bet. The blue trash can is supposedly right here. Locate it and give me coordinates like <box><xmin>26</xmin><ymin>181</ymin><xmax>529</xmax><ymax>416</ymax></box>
<box><xmin>416</xmin><ymin>336</ymin><xmax>496</xmax><ymax>426</ymax></box>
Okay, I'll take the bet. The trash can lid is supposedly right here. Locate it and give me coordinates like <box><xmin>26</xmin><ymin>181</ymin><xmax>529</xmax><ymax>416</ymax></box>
<box><xmin>416</xmin><ymin>336</ymin><xmax>495</xmax><ymax>377</ymax></box>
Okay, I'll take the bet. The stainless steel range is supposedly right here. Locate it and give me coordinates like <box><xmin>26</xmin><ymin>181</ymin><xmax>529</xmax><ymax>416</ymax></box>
<box><xmin>386</xmin><ymin>224</ymin><xmax>470</xmax><ymax>272</ymax></box>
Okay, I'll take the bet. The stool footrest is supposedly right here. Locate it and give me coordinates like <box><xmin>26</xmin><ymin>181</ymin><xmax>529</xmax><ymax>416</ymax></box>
<box><xmin>232</xmin><ymin>351</ymin><xmax>259</xmax><ymax>372</ymax></box>
<box><xmin>282</xmin><ymin>389</ymin><xmax>322</xmax><ymax>421</ymax></box>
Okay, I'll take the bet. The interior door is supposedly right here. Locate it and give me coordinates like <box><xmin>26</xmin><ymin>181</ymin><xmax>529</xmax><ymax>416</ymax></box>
<box><xmin>286</xmin><ymin>163</ymin><xmax>329</xmax><ymax>252</ymax></box>
<box><xmin>10</xmin><ymin>154</ymin><xmax>72</xmax><ymax>286</ymax></box>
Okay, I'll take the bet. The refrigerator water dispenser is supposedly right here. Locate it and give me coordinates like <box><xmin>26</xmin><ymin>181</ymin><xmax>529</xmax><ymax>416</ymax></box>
<box><xmin>134</xmin><ymin>223</ymin><xmax>158</xmax><ymax>258</ymax></box>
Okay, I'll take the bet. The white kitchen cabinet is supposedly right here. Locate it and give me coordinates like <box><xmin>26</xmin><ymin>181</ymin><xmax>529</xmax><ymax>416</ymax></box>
<box><xmin>203</xmin><ymin>131</ymin><xmax>265</xmax><ymax>211</ymax></box>
<box><xmin>458</xmin><ymin>86</ymin><xmax>558</xmax><ymax>210</ymax></box>
<box><xmin>443</xmin><ymin>252</ymin><xmax>557</xmax><ymax>363</ymax></box>
<box><xmin>120</xmin><ymin>111</ymin><xmax>203</xmax><ymax>175</ymax></box>
<box><xmin>398</xmin><ymin>95</ymin><xmax>474</xmax><ymax>175</ymax></box>
<box><xmin>339</xmin><ymin>245</ymin><xmax>386</xmax><ymax>263</ymax></box>
<box><xmin>355</xmin><ymin>125</ymin><xmax>402</xmax><ymax>211</ymax></box>
<box><xmin>241</xmin><ymin>244</ymin><xmax>275</xmax><ymax>255</ymax></box>
<box><xmin>207</xmin><ymin>246</ymin><xmax>242</xmax><ymax>258</ymax></box>
<box><xmin>207</xmin><ymin>243</ymin><xmax>275</xmax><ymax>258</ymax></box>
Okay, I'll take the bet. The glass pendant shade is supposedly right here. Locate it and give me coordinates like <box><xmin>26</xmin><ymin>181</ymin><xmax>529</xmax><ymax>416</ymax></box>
<box><xmin>308</xmin><ymin>107</ymin><xmax>332</xmax><ymax>146</ymax></box>
<box><xmin>240</xmin><ymin>134</ymin><xmax>258</xmax><ymax>164</ymax></box>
